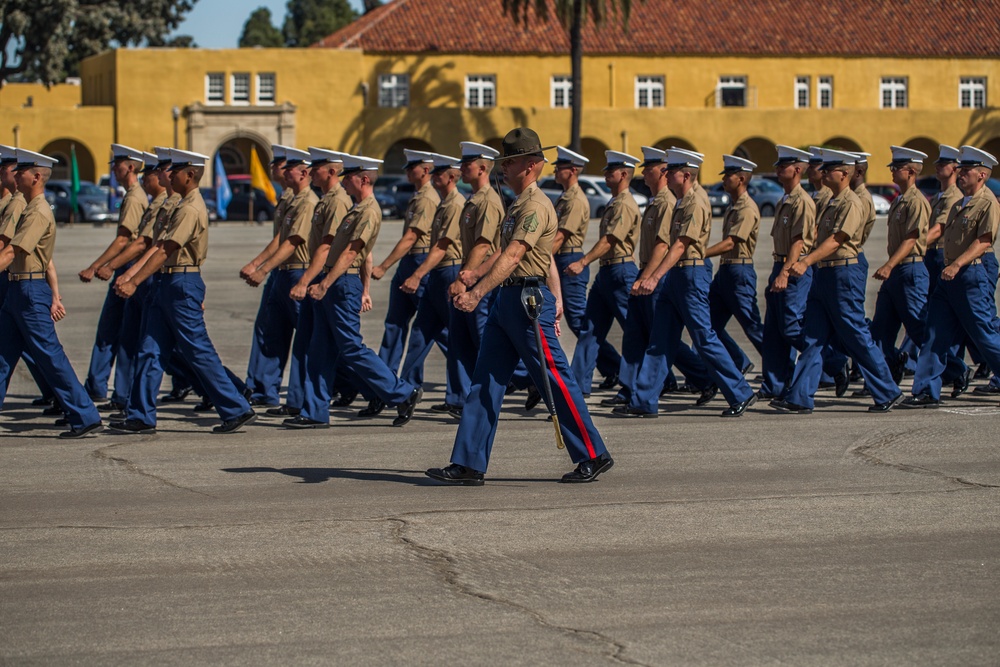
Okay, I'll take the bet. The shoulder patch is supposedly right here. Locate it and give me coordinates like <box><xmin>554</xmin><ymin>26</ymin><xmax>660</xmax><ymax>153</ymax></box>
<box><xmin>521</xmin><ymin>212</ymin><xmax>539</xmax><ymax>233</ymax></box>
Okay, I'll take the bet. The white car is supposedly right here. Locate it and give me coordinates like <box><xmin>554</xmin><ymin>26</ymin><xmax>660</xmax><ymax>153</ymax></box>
<box><xmin>871</xmin><ymin>193</ymin><xmax>891</xmax><ymax>216</ymax></box>
<box><xmin>538</xmin><ymin>174</ymin><xmax>648</xmax><ymax>218</ymax></box>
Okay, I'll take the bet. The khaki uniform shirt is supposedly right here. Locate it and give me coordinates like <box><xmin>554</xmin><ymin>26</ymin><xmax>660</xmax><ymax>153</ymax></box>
<box><xmin>721</xmin><ymin>191</ymin><xmax>760</xmax><ymax>260</ymax></box>
<box><xmin>137</xmin><ymin>191</ymin><xmax>167</xmax><ymax>240</ymax></box>
<box><xmin>280</xmin><ymin>188</ymin><xmax>320</xmax><ymax>265</ymax></box>
<box><xmin>816</xmin><ymin>189</ymin><xmax>864</xmax><ymax>260</ymax></box>
<box><xmin>555</xmin><ymin>183</ymin><xmax>590</xmax><ymax>250</ymax></box>
<box><xmin>310</xmin><ymin>184</ymin><xmax>353</xmax><ymax>255</ymax></box>
<box><xmin>670</xmin><ymin>187</ymin><xmax>712</xmax><ymax>260</ymax></box>
<box><xmin>599</xmin><ymin>190</ymin><xmax>640</xmax><ymax>260</ymax></box>
<box><xmin>500</xmin><ymin>182</ymin><xmax>556</xmax><ymax>278</ymax></box>
<box><xmin>273</xmin><ymin>188</ymin><xmax>294</xmax><ymax>237</ymax></box>
<box><xmin>853</xmin><ymin>183</ymin><xmax>876</xmax><ymax>248</ymax></box>
<box><xmin>460</xmin><ymin>186</ymin><xmax>504</xmax><ymax>260</ymax></box>
<box><xmin>160</xmin><ymin>189</ymin><xmax>209</xmax><ymax>267</ymax></box>
<box><xmin>404</xmin><ymin>181</ymin><xmax>439</xmax><ymax>249</ymax></box>
<box><xmin>886</xmin><ymin>186</ymin><xmax>930</xmax><ymax>258</ymax></box>
<box><xmin>772</xmin><ymin>184</ymin><xmax>816</xmax><ymax>256</ymax></box>
<box><xmin>429</xmin><ymin>188</ymin><xmax>465</xmax><ymax>262</ymax></box>
<box><xmin>639</xmin><ymin>188</ymin><xmax>675</xmax><ymax>266</ymax></box>
<box><xmin>693</xmin><ymin>180</ymin><xmax>711</xmax><ymax>210</ymax></box>
<box><xmin>118</xmin><ymin>183</ymin><xmax>149</xmax><ymax>240</ymax></box>
<box><xmin>9</xmin><ymin>194</ymin><xmax>55</xmax><ymax>274</ymax></box>
<box><xmin>0</xmin><ymin>191</ymin><xmax>26</xmax><ymax>241</ymax></box>
<box><xmin>943</xmin><ymin>186</ymin><xmax>1000</xmax><ymax>265</ymax></box>
<box><xmin>928</xmin><ymin>184</ymin><xmax>963</xmax><ymax>250</ymax></box>
<box><xmin>152</xmin><ymin>193</ymin><xmax>182</xmax><ymax>242</ymax></box>
<box><xmin>326</xmin><ymin>194</ymin><xmax>381</xmax><ymax>271</ymax></box>
<box><xmin>812</xmin><ymin>185</ymin><xmax>833</xmax><ymax>218</ymax></box>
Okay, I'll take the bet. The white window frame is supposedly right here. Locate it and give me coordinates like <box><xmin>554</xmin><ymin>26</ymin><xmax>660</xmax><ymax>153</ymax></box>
<box><xmin>634</xmin><ymin>75</ymin><xmax>665</xmax><ymax>108</ymax></box>
<box><xmin>256</xmin><ymin>72</ymin><xmax>276</xmax><ymax>106</ymax></box>
<box><xmin>794</xmin><ymin>76</ymin><xmax>810</xmax><ymax>109</ymax></box>
<box><xmin>205</xmin><ymin>72</ymin><xmax>224</xmax><ymax>105</ymax></box>
<box><xmin>717</xmin><ymin>75</ymin><xmax>748</xmax><ymax>108</ymax></box>
<box><xmin>465</xmin><ymin>74</ymin><xmax>497</xmax><ymax>109</ymax></box>
<box><xmin>818</xmin><ymin>75</ymin><xmax>833</xmax><ymax>109</ymax></box>
<box><xmin>880</xmin><ymin>77</ymin><xmax>908</xmax><ymax>109</ymax></box>
<box><xmin>377</xmin><ymin>73</ymin><xmax>409</xmax><ymax>108</ymax></box>
<box><xmin>230</xmin><ymin>72</ymin><xmax>251</xmax><ymax>106</ymax></box>
<box><xmin>551</xmin><ymin>75</ymin><xmax>573</xmax><ymax>109</ymax></box>
<box><xmin>959</xmin><ymin>76</ymin><xmax>987</xmax><ymax>109</ymax></box>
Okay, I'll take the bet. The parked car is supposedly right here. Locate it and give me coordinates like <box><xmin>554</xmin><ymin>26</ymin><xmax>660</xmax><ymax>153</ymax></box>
<box><xmin>374</xmin><ymin>174</ymin><xmax>408</xmax><ymax>218</ymax></box>
<box><xmin>225</xmin><ymin>174</ymin><xmax>281</xmax><ymax>223</ymax></box>
<box><xmin>537</xmin><ymin>175</ymin><xmax>647</xmax><ymax>218</ymax></box>
<box><xmin>45</xmin><ymin>180</ymin><xmax>117</xmax><ymax>223</ymax></box>
<box><xmin>867</xmin><ymin>183</ymin><xmax>900</xmax><ymax>203</ymax></box>
<box><xmin>916</xmin><ymin>175</ymin><xmax>1000</xmax><ymax>201</ymax></box>
<box><xmin>871</xmin><ymin>193</ymin><xmax>891</xmax><ymax>216</ymax></box>
<box><xmin>200</xmin><ymin>188</ymin><xmax>220</xmax><ymax>222</ymax></box>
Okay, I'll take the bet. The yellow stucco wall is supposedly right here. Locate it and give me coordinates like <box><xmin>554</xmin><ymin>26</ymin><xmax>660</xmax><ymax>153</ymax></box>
<box><xmin>0</xmin><ymin>81</ymin><xmax>82</xmax><ymax>108</ymax></box>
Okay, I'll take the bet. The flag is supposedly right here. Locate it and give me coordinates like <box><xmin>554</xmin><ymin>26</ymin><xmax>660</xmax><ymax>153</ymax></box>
<box><xmin>214</xmin><ymin>152</ymin><xmax>232</xmax><ymax>221</ymax></box>
<box><xmin>69</xmin><ymin>144</ymin><xmax>80</xmax><ymax>214</ymax></box>
<box><xmin>250</xmin><ymin>146</ymin><xmax>277</xmax><ymax>205</ymax></box>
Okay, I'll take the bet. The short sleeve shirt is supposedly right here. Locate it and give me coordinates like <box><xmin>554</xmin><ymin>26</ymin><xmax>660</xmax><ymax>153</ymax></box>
<box><xmin>137</xmin><ymin>191</ymin><xmax>167</xmax><ymax>240</ymax></box>
<box><xmin>326</xmin><ymin>195</ymin><xmax>381</xmax><ymax>271</ymax></box>
<box><xmin>772</xmin><ymin>184</ymin><xmax>816</xmax><ymax>256</ymax></box>
<box><xmin>310</xmin><ymin>185</ymin><xmax>353</xmax><ymax>255</ymax></box>
<box><xmin>9</xmin><ymin>194</ymin><xmax>55</xmax><ymax>273</ymax></box>
<box><xmin>404</xmin><ymin>181</ymin><xmax>440</xmax><ymax>246</ymax></box>
<box><xmin>500</xmin><ymin>183</ymin><xmax>557</xmax><ymax>278</ymax></box>
<box><xmin>853</xmin><ymin>184</ymin><xmax>877</xmax><ymax>248</ymax></box>
<box><xmin>943</xmin><ymin>186</ymin><xmax>1000</xmax><ymax>264</ymax></box>
<box><xmin>555</xmin><ymin>183</ymin><xmax>590</xmax><ymax>249</ymax></box>
<box><xmin>273</xmin><ymin>189</ymin><xmax>295</xmax><ymax>237</ymax></box>
<box><xmin>638</xmin><ymin>188</ymin><xmax>675</xmax><ymax>265</ymax></box>
<box><xmin>599</xmin><ymin>191</ymin><xmax>640</xmax><ymax>260</ymax></box>
<box><xmin>152</xmin><ymin>193</ymin><xmax>182</xmax><ymax>241</ymax></box>
<box><xmin>886</xmin><ymin>186</ymin><xmax>930</xmax><ymax>257</ymax></box>
<box><xmin>812</xmin><ymin>186</ymin><xmax>833</xmax><ymax>218</ymax></box>
<box><xmin>429</xmin><ymin>188</ymin><xmax>465</xmax><ymax>262</ymax></box>
<box><xmin>670</xmin><ymin>188</ymin><xmax>712</xmax><ymax>260</ymax></box>
<box><xmin>0</xmin><ymin>191</ymin><xmax>27</xmax><ymax>241</ymax></box>
<box><xmin>460</xmin><ymin>186</ymin><xmax>504</xmax><ymax>260</ymax></box>
<box><xmin>118</xmin><ymin>183</ymin><xmax>149</xmax><ymax>240</ymax></box>
<box><xmin>816</xmin><ymin>189</ymin><xmax>864</xmax><ymax>260</ymax></box>
<box><xmin>281</xmin><ymin>188</ymin><xmax>320</xmax><ymax>265</ymax></box>
<box><xmin>928</xmin><ymin>184</ymin><xmax>963</xmax><ymax>250</ymax></box>
<box><xmin>160</xmin><ymin>189</ymin><xmax>209</xmax><ymax>267</ymax></box>
<box><xmin>721</xmin><ymin>191</ymin><xmax>761</xmax><ymax>260</ymax></box>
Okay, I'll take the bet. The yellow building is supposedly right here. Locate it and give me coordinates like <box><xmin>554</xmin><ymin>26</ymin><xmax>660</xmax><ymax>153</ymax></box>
<box><xmin>4</xmin><ymin>0</ymin><xmax>999</xmax><ymax>189</ymax></box>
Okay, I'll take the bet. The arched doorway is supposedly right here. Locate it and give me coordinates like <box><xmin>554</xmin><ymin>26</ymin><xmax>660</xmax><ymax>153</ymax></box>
<box><xmin>980</xmin><ymin>137</ymin><xmax>1000</xmax><ymax>163</ymax></box>
<box><xmin>579</xmin><ymin>137</ymin><xmax>610</xmax><ymax>175</ymax></box>
<box><xmin>823</xmin><ymin>136</ymin><xmax>863</xmax><ymax>152</ymax></box>
<box><xmin>40</xmin><ymin>139</ymin><xmax>96</xmax><ymax>183</ymax></box>
<box><xmin>732</xmin><ymin>137</ymin><xmax>777</xmax><ymax>173</ymax></box>
<box><xmin>213</xmin><ymin>133</ymin><xmax>272</xmax><ymax>222</ymax></box>
<box><xmin>903</xmin><ymin>136</ymin><xmax>939</xmax><ymax>164</ymax></box>
<box><xmin>482</xmin><ymin>137</ymin><xmax>503</xmax><ymax>154</ymax></box>
<box><xmin>215</xmin><ymin>134</ymin><xmax>270</xmax><ymax>178</ymax></box>
<box><xmin>653</xmin><ymin>136</ymin><xmax>698</xmax><ymax>153</ymax></box>
<box><xmin>383</xmin><ymin>138</ymin><xmax>435</xmax><ymax>174</ymax></box>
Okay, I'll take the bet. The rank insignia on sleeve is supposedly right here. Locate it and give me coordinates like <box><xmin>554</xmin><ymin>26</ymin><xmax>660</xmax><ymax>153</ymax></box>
<box><xmin>521</xmin><ymin>213</ymin><xmax>539</xmax><ymax>233</ymax></box>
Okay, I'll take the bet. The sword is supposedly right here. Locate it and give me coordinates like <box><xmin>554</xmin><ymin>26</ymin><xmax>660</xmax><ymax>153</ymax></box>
<box><xmin>520</xmin><ymin>283</ymin><xmax>565</xmax><ymax>450</ymax></box>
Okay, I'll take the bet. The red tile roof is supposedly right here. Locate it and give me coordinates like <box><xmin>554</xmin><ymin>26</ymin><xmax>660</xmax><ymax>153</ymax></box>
<box><xmin>315</xmin><ymin>0</ymin><xmax>1000</xmax><ymax>58</ymax></box>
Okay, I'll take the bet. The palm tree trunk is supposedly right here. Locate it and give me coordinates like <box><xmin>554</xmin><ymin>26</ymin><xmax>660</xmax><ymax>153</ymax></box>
<box><xmin>569</xmin><ymin>0</ymin><xmax>583</xmax><ymax>152</ymax></box>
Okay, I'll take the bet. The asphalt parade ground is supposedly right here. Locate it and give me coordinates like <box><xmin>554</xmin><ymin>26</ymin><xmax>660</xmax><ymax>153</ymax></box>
<box><xmin>1</xmin><ymin>216</ymin><xmax>998</xmax><ymax>665</ymax></box>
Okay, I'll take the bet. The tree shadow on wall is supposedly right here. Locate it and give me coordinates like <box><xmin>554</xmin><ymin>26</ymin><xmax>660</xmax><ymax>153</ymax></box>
<box><xmin>961</xmin><ymin>108</ymin><xmax>1000</xmax><ymax>156</ymax></box>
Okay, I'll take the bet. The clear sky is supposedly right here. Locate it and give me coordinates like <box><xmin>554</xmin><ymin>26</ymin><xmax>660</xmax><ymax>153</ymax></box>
<box><xmin>174</xmin><ymin>0</ymin><xmax>368</xmax><ymax>48</ymax></box>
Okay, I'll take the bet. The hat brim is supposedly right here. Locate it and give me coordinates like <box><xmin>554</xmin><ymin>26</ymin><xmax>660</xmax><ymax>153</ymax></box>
<box><xmin>495</xmin><ymin>145</ymin><xmax>556</xmax><ymax>161</ymax></box>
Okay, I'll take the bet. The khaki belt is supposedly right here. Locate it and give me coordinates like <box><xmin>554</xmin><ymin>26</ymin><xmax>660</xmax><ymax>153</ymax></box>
<box><xmin>437</xmin><ymin>259</ymin><xmax>462</xmax><ymax>268</ymax></box>
<box><xmin>772</xmin><ymin>254</ymin><xmax>808</xmax><ymax>262</ymax></box>
<box><xmin>322</xmin><ymin>267</ymin><xmax>361</xmax><ymax>275</ymax></box>
<box><xmin>599</xmin><ymin>256</ymin><xmax>633</xmax><ymax>267</ymax></box>
<box><xmin>897</xmin><ymin>256</ymin><xmax>923</xmax><ymax>265</ymax></box>
<box><xmin>279</xmin><ymin>262</ymin><xmax>309</xmax><ymax>270</ymax></box>
<box><xmin>675</xmin><ymin>259</ymin><xmax>705</xmax><ymax>268</ymax></box>
<box><xmin>160</xmin><ymin>266</ymin><xmax>201</xmax><ymax>274</ymax></box>
<box><xmin>408</xmin><ymin>247</ymin><xmax>430</xmax><ymax>255</ymax></box>
<box><xmin>817</xmin><ymin>258</ymin><xmax>858</xmax><ymax>268</ymax></box>
<box><xmin>927</xmin><ymin>243</ymin><xmax>943</xmax><ymax>251</ymax></box>
<box><xmin>556</xmin><ymin>246</ymin><xmax>582</xmax><ymax>254</ymax></box>
<box><xmin>8</xmin><ymin>271</ymin><xmax>46</xmax><ymax>281</ymax></box>
<box><xmin>721</xmin><ymin>258</ymin><xmax>754</xmax><ymax>265</ymax></box>
<box><xmin>945</xmin><ymin>259</ymin><xmax>981</xmax><ymax>267</ymax></box>
<box><xmin>501</xmin><ymin>275</ymin><xmax>544</xmax><ymax>287</ymax></box>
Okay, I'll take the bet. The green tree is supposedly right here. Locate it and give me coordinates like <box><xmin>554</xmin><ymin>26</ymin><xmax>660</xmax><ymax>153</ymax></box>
<box><xmin>362</xmin><ymin>0</ymin><xmax>382</xmax><ymax>13</ymax></box>
<box><xmin>502</xmin><ymin>0</ymin><xmax>644</xmax><ymax>152</ymax></box>
<box><xmin>239</xmin><ymin>7</ymin><xmax>284</xmax><ymax>47</ymax></box>
<box><xmin>282</xmin><ymin>0</ymin><xmax>357</xmax><ymax>47</ymax></box>
<box><xmin>0</xmin><ymin>0</ymin><xmax>197</xmax><ymax>84</ymax></box>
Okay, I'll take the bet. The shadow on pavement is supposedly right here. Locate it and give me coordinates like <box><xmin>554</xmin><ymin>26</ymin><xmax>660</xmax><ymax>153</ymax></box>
<box><xmin>221</xmin><ymin>466</ymin><xmax>433</xmax><ymax>485</ymax></box>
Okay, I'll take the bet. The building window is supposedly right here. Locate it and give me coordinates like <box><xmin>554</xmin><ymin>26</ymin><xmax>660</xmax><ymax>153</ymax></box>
<box><xmin>551</xmin><ymin>75</ymin><xmax>573</xmax><ymax>109</ymax></box>
<box><xmin>880</xmin><ymin>77</ymin><xmax>908</xmax><ymax>109</ymax></box>
<box><xmin>959</xmin><ymin>77</ymin><xmax>987</xmax><ymax>109</ymax></box>
<box><xmin>818</xmin><ymin>76</ymin><xmax>833</xmax><ymax>109</ymax></box>
<box><xmin>256</xmin><ymin>73</ymin><xmax>276</xmax><ymax>105</ymax></box>
<box><xmin>795</xmin><ymin>76</ymin><xmax>810</xmax><ymax>108</ymax></box>
<box><xmin>466</xmin><ymin>75</ymin><xmax>496</xmax><ymax>108</ymax></box>
<box><xmin>717</xmin><ymin>76</ymin><xmax>747</xmax><ymax>107</ymax></box>
<box><xmin>205</xmin><ymin>72</ymin><xmax>224</xmax><ymax>105</ymax></box>
<box><xmin>377</xmin><ymin>73</ymin><xmax>409</xmax><ymax>108</ymax></box>
<box><xmin>231</xmin><ymin>72</ymin><xmax>250</xmax><ymax>105</ymax></box>
<box><xmin>635</xmin><ymin>75</ymin><xmax>665</xmax><ymax>108</ymax></box>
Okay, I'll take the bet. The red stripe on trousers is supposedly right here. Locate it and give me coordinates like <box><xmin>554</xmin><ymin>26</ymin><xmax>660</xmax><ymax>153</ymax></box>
<box><xmin>537</xmin><ymin>325</ymin><xmax>597</xmax><ymax>459</ymax></box>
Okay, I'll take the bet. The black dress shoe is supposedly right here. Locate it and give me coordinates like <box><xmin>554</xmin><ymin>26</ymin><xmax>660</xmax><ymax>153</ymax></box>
<box><xmin>331</xmin><ymin>390</ymin><xmax>358</xmax><ymax>407</ymax></box>
<box><xmin>721</xmin><ymin>393</ymin><xmax>757</xmax><ymax>417</ymax></box>
<box><xmin>266</xmin><ymin>405</ymin><xmax>301</xmax><ymax>417</ymax></box>
<box><xmin>974</xmin><ymin>362</ymin><xmax>991</xmax><ymax>379</ymax></box>
<box><xmin>393</xmin><ymin>387</ymin><xmax>423</xmax><ymax>427</ymax></box>
<box><xmin>193</xmin><ymin>398</ymin><xmax>214</xmax><ymax>412</ymax></box>
<box><xmin>505</xmin><ymin>382</ymin><xmax>519</xmax><ymax>396</ymax></box>
<box><xmin>741</xmin><ymin>361</ymin><xmax>755</xmax><ymax>377</ymax></box>
<box><xmin>600</xmin><ymin>394</ymin><xmax>628</xmax><ymax>407</ymax></box>
<box><xmin>248</xmin><ymin>397</ymin><xmax>278</xmax><ymax>408</ymax></box>
<box><xmin>611</xmin><ymin>405</ymin><xmax>657</xmax><ymax>418</ymax></box>
<box><xmin>768</xmin><ymin>398</ymin><xmax>813</xmax><ymax>414</ymax></box>
<box><xmin>890</xmin><ymin>351</ymin><xmax>909</xmax><ymax>385</ymax></box>
<box><xmin>42</xmin><ymin>405</ymin><xmax>64</xmax><ymax>416</ymax></box>
<box><xmin>973</xmin><ymin>383</ymin><xmax>1000</xmax><ymax>395</ymax></box>
<box><xmin>109</xmin><ymin>411</ymin><xmax>125</xmax><ymax>421</ymax></box>
<box><xmin>54</xmin><ymin>417</ymin><xmax>69</xmax><ymax>426</ymax></box>
<box><xmin>560</xmin><ymin>453</ymin><xmax>614</xmax><ymax>483</ymax></box>
<box><xmin>756</xmin><ymin>389</ymin><xmax>776</xmax><ymax>400</ymax></box>
<box><xmin>851</xmin><ymin>386</ymin><xmax>872</xmax><ymax>398</ymax></box>
<box><xmin>524</xmin><ymin>386</ymin><xmax>542</xmax><ymax>411</ymax></box>
<box><xmin>430</xmin><ymin>403</ymin><xmax>456</xmax><ymax>413</ymax></box>
<box><xmin>834</xmin><ymin>364</ymin><xmax>851</xmax><ymax>398</ymax></box>
<box><xmin>659</xmin><ymin>380</ymin><xmax>680</xmax><ymax>396</ymax></box>
<box><xmin>899</xmin><ymin>393</ymin><xmax>941</xmax><ymax>409</ymax></box>
<box><xmin>695</xmin><ymin>385</ymin><xmax>718</xmax><ymax>406</ymax></box>
<box><xmin>32</xmin><ymin>396</ymin><xmax>54</xmax><ymax>406</ymax></box>
<box><xmin>358</xmin><ymin>398</ymin><xmax>385</xmax><ymax>418</ymax></box>
<box><xmin>868</xmin><ymin>393</ymin><xmax>904</xmax><ymax>412</ymax></box>
<box><xmin>97</xmin><ymin>401</ymin><xmax>124</xmax><ymax>412</ymax></box>
<box><xmin>425</xmin><ymin>463</ymin><xmax>485</xmax><ymax>486</ymax></box>
<box><xmin>447</xmin><ymin>405</ymin><xmax>463</xmax><ymax>419</ymax></box>
<box><xmin>849</xmin><ymin>362</ymin><xmax>862</xmax><ymax>383</ymax></box>
<box><xmin>161</xmin><ymin>387</ymin><xmax>192</xmax><ymax>403</ymax></box>
<box><xmin>59</xmin><ymin>422</ymin><xmax>103</xmax><ymax>439</ymax></box>
<box><xmin>952</xmin><ymin>367</ymin><xmax>974</xmax><ymax>398</ymax></box>
<box><xmin>283</xmin><ymin>415</ymin><xmax>328</xmax><ymax>429</ymax></box>
<box><xmin>213</xmin><ymin>410</ymin><xmax>257</xmax><ymax>434</ymax></box>
<box><xmin>598</xmin><ymin>374</ymin><xmax>619</xmax><ymax>391</ymax></box>
<box><xmin>109</xmin><ymin>419</ymin><xmax>156</xmax><ymax>434</ymax></box>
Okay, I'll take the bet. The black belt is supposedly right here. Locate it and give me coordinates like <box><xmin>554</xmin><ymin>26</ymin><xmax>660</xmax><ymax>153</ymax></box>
<box><xmin>501</xmin><ymin>276</ymin><xmax>544</xmax><ymax>287</ymax></box>
<box><xmin>160</xmin><ymin>266</ymin><xmax>201</xmax><ymax>274</ymax></box>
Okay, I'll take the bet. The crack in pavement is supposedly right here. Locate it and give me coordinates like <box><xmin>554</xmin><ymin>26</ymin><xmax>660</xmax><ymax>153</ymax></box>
<box><xmin>90</xmin><ymin>442</ymin><xmax>218</xmax><ymax>498</ymax></box>
<box><xmin>386</xmin><ymin>517</ymin><xmax>652</xmax><ymax>666</ymax></box>
<box><xmin>850</xmin><ymin>430</ymin><xmax>1000</xmax><ymax>489</ymax></box>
